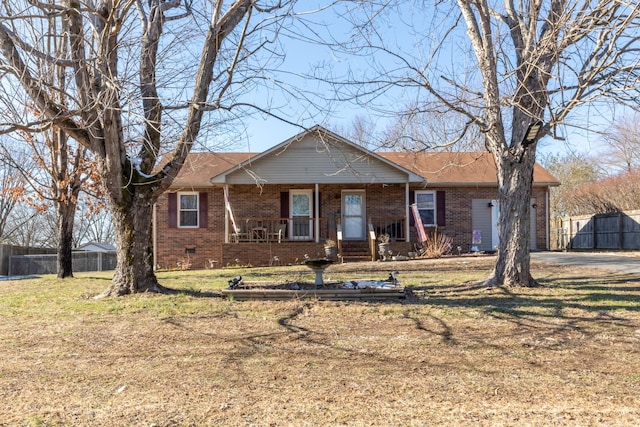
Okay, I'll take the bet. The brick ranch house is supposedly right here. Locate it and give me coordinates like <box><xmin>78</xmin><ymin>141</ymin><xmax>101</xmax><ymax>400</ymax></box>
<box><xmin>153</xmin><ymin>125</ymin><xmax>560</xmax><ymax>269</ymax></box>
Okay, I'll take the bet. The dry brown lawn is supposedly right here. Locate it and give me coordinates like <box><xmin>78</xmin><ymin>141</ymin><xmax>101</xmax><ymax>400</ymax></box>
<box><xmin>1</xmin><ymin>256</ymin><xmax>639</xmax><ymax>426</ymax></box>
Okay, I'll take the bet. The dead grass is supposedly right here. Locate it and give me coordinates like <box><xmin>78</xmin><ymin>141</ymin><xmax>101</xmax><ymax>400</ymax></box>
<box><xmin>1</xmin><ymin>256</ymin><xmax>640</xmax><ymax>426</ymax></box>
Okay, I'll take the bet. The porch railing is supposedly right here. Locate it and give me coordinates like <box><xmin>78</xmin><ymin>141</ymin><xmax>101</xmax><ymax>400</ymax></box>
<box><xmin>228</xmin><ymin>216</ymin><xmax>406</xmax><ymax>244</ymax></box>
<box><xmin>370</xmin><ymin>217</ymin><xmax>406</xmax><ymax>242</ymax></box>
<box><xmin>229</xmin><ymin>217</ymin><xmax>330</xmax><ymax>243</ymax></box>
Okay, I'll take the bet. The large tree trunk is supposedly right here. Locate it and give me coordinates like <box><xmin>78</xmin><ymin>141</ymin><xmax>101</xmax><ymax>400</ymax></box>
<box><xmin>56</xmin><ymin>201</ymin><xmax>76</xmax><ymax>279</ymax></box>
<box><xmin>485</xmin><ymin>152</ymin><xmax>538</xmax><ymax>287</ymax></box>
<box><xmin>99</xmin><ymin>192</ymin><xmax>166</xmax><ymax>297</ymax></box>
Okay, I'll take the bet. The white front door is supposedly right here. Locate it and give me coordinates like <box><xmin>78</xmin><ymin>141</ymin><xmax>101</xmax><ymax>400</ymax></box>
<box><xmin>342</xmin><ymin>191</ymin><xmax>366</xmax><ymax>240</ymax></box>
<box><xmin>290</xmin><ymin>190</ymin><xmax>313</xmax><ymax>240</ymax></box>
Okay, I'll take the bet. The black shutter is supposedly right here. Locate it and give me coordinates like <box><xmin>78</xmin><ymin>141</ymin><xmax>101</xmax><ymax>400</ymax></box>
<box><xmin>168</xmin><ymin>192</ymin><xmax>177</xmax><ymax>228</ymax></box>
<box><xmin>436</xmin><ymin>191</ymin><xmax>446</xmax><ymax>226</ymax></box>
<box><xmin>199</xmin><ymin>192</ymin><xmax>208</xmax><ymax>228</ymax></box>
<box><xmin>280</xmin><ymin>192</ymin><xmax>289</xmax><ymax>221</ymax></box>
<box><xmin>409</xmin><ymin>190</ymin><xmax>415</xmax><ymax>226</ymax></box>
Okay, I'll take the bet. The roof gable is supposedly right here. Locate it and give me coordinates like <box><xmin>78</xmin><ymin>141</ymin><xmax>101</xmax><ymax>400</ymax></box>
<box><xmin>210</xmin><ymin>125</ymin><xmax>425</xmax><ymax>185</ymax></box>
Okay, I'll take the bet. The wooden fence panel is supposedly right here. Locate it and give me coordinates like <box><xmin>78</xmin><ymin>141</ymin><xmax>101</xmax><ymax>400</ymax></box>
<box><xmin>560</xmin><ymin>211</ymin><xmax>640</xmax><ymax>250</ymax></box>
<box><xmin>572</xmin><ymin>218</ymin><xmax>594</xmax><ymax>249</ymax></box>
<box><xmin>594</xmin><ymin>215</ymin><xmax>620</xmax><ymax>249</ymax></box>
<box><xmin>622</xmin><ymin>214</ymin><xmax>640</xmax><ymax>250</ymax></box>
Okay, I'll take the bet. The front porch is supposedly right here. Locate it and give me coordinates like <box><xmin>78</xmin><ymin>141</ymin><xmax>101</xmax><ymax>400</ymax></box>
<box><xmin>221</xmin><ymin>216</ymin><xmax>412</xmax><ymax>267</ymax></box>
<box><xmin>226</xmin><ymin>216</ymin><xmax>407</xmax><ymax>244</ymax></box>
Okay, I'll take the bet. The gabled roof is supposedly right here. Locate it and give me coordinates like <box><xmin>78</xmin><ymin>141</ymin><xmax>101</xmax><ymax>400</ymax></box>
<box><xmin>208</xmin><ymin>125</ymin><xmax>426</xmax><ymax>185</ymax></box>
<box><xmin>378</xmin><ymin>151</ymin><xmax>560</xmax><ymax>187</ymax></box>
<box><xmin>166</xmin><ymin>127</ymin><xmax>559</xmax><ymax>188</ymax></box>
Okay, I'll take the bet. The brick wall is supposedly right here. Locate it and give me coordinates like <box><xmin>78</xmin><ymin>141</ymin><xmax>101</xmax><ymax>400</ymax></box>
<box><xmin>154</xmin><ymin>184</ymin><xmax>550</xmax><ymax>269</ymax></box>
<box><xmin>411</xmin><ymin>186</ymin><xmax>549</xmax><ymax>253</ymax></box>
<box><xmin>419</xmin><ymin>186</ymin><xmax>500</xmax><ymax>252</ymax></box>
<box><xmin>155</xmin><ymin>187</ymin><xmax>225</xmax><ymax>270</ymax></box>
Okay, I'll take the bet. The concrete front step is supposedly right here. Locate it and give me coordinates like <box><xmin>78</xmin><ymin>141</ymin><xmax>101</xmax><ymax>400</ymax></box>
<box><xmin>340</xmin><ymin>241</ymin><xmax>374</xmax><ymax>262</ymax></box>
<box><xmin>340</xmin><ymin>254</ymin><xmax>373</xmax><ymax>263</ymax></box>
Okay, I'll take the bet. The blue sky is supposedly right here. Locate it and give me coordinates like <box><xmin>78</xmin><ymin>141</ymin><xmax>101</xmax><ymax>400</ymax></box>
<box><xmin>217</xmin><ymin>2</ymin><xmax>615</xmax><ymax>159</ymax></box>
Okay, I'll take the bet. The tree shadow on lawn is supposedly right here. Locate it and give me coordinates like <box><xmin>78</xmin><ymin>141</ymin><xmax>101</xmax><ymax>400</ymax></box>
<box><xmin>409</xmin><ymin>272</ymin><xmax>640</xmax><ymax>312</ymax></box>
<box><xmin>401</xmin><ymin>272</ymin><xmax>640</xmax><ymax>348</ymax></box>
<box><xmin>162</xmin><ymin>268</ymin><xmax>640</xmax><ymax>360</ymax></box>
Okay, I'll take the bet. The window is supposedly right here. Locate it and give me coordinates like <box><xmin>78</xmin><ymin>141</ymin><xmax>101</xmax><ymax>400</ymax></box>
<box><xmin>179</xmin><ymin>193</ymin><xmax>199</xmax><ymax>228</ymax></box>
<box><xmin>415</xmin><ymin>191</ymin><xmax>436</xmax><ymax>226</ymax></box>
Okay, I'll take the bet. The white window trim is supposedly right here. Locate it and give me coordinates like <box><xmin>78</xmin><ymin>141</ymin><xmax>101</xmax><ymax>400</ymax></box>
<box><xmin>415</xmin><ymin>190</ymin><xmax>436</xmax><ymax>227</ymax></box>
<box><xmin>178</xmin><ymin>192</ymin><xmax>199</xmax><ymax>229</ymax></box>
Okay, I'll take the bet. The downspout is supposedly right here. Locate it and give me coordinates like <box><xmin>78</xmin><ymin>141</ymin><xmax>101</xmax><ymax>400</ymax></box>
<box><xmin>405</xmin><ymin>182</ymin><xmax>410</xmax><ymax>242</ymax></box>
<box><xmin>315</xmin><ymin>183</ymin><xmax>320</xmax><ymax>242</ymax></box>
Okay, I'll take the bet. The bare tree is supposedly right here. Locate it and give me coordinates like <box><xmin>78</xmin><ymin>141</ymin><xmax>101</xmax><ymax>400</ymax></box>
<box><xmin>2</xmin><ymin>202</ymin><xmax>56</xmax><ymax>247</ymax></box>
<box><xmin>0</xmin><ymin>0</ymin><xmax>297</xmax><ymax>295</ymax></box>
<box><xmin>74</xmin><ymin>198</ymin><xmax>115</xmax><ymax>247</ymax></box>
<box><xmin>1</xmin><ymin>129</ymin><xmax>92</xmax><ymax>278</ymax></box>
<box><xmin>0</xmin><ymin>151</ymin><xmax>25</xmax><ymax>240</ymax></box>
<box><xmin>379</xmin><ymin>108</ymin><xmax>485</xmax><ymax>152</ymax></box>
<box><xmin>332</xmin><ymin>1</ymin><xmax>640</xmax><ymax>286</ymax></box>
<box><xmin>600</xmin><ymin>112</ymin><xmax>640</xmax><ymax>174</ymax></box>
<box><xmin>539</xmin><ymin>152</ymin><xmax>601</xmax><ymax>218</ymax></box>
<box><xmin>332</xmin><ymin>115</ymin><xmax>378</xmax><ymax>148</ymax></box>
<box><xmin>567</xmin><ymin>169</ymin><xmax>640</xmax><ymax>213</ymax></box>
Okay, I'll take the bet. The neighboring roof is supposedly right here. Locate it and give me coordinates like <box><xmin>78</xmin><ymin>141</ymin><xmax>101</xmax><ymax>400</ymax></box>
<box><xmin>378</xmin><ymin>151</ymin><xmax>560</xmax><ymax>187</ymax></box>
<box><xmin>76</xmin><ymin>242</ymin><xmax>116</xmax><ymax>252</ymax></box>
<box><xmin>169</xmin><ymin>152</ymin><xmax>255</xmax><ymax>188</ymax></box>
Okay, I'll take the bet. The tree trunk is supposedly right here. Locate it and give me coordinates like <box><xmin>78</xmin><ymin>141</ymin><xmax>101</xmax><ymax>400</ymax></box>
<box><xmin>56</xmin><ymin>201</ymin><xmax>76</xmax><ymax>279</ymax></box>
<box><xmin>485</xmin><ymin>152</ymin><xmax>538</xmax><ymax>287</ymax></box>
<box><xmin>99</xmin><ymin>193</ymin><xmax>166</xmax><ymax>297</ymax></box>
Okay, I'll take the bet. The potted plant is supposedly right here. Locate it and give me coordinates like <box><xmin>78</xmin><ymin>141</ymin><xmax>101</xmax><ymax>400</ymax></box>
<box><xmin>377</xmin><ymin>233</ymin><xmax>390</xmax><ymax>260</ymax></box>
<box><xmin>324</xmin><ymin>239</ymin><xmax>337</xmax><ymax>260</ymax></box>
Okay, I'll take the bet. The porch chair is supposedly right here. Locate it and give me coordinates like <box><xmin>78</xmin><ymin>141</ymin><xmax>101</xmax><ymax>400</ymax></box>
<box><xmin>268</xmin><ymin>223</ymin><xmax>287</xmax><ymax>243</ymax></box>
<box><xmin>231</xmin><ymin>224</ymin><xmax>251</xmax><ymax>242</ymax></box>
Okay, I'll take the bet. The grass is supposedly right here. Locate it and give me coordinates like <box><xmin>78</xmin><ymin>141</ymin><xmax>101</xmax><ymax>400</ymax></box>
<box><xmin>1</xmin><ymin>256</ymin><xmax>640</xmax><ymax>426</ymax></box>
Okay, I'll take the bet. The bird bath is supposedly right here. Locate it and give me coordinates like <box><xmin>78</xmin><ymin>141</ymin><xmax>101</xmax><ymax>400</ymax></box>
<box><xmin>304</xmin><ymin>258</ymin><xmax>333</xmax><ymax>286</ymax></box>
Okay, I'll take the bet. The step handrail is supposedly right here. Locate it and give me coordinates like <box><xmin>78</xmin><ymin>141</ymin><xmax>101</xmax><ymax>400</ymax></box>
<box><xmin>368</xmin><ymin>223</ymin><xmax>376</xmax><ymax>261</ymax></box>
<box><xmin>337</xmin><ymin>223</ymin><xmax>343</xmax><ymax>262</ymax></box>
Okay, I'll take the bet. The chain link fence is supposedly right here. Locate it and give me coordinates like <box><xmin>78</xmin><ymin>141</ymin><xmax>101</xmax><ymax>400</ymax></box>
<box><xmin>8</xmin><ymin>251</ymin><xmax>117</xmax><ymax>276</ymax></box>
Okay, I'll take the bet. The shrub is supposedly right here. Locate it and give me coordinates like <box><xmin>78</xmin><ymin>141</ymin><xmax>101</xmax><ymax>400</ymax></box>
<box><xmin>419</xmin><ymin>229</ymin><xmax>453</xmax><ymax>258</ymax></box>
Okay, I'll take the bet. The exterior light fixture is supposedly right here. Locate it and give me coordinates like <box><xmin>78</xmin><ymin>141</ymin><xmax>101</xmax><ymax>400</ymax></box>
<box><xmin>522</xmin><ymin>121</ymin><xmax>543</xmax><ymax>146</ymax></box>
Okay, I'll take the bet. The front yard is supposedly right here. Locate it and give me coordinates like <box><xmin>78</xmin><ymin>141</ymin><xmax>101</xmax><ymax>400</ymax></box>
<box><xmin>1</xmin><ymin>257</ymin><xmax>639</xmax><ymax>426</ymax></box>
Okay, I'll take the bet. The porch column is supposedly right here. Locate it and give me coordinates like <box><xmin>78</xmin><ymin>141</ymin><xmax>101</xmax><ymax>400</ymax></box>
<box><xmin>315</xmin><ymin>183</ymin><xmax>320</xmax><ymax>243</ymax></box>
<box><xmin>405</xmin><ymin>182</ymin><xmax>410</xmax><ymax>242</ymax></box>
<box><xmin>224</xmin><ymin>184</ymin><xmax>230</xmax><ymax>244</ymax></box>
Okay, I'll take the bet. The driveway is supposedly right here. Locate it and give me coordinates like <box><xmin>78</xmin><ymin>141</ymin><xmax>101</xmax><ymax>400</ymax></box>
<box><xmin>532</xmin><ymin>251</ymin><xmax>640</xmax><ymax>275</ymax></box>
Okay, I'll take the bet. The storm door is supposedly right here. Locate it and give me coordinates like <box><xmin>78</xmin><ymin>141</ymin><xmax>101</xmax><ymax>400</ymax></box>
<box><xmin>290</xmin><ymin>190</ymin><xmax>313</xmax><ymax>240</ymax></box>
<box><xmin>342</xmin><ymin>190</ymin><xmax>366</xmax><ymax>240</ymax></box>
